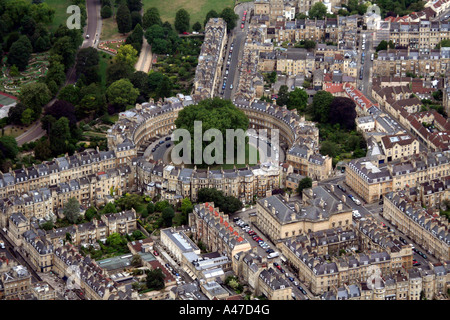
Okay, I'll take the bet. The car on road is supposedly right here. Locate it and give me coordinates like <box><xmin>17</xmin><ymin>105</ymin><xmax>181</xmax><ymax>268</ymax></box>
<box><xmin>241</xmin><ymin>23</ymin><xmax>244</xmax><ymax>29</ymax></box>
<box><xmin>86</xmin><ymin>34</ymin><xmax>89</xmax><ymax>39</ymax></box>
<box><xmin>242</xmin><ymin>16</ymin><xmax>245</xmax><ymax>21</ymax></box>
<box><xmin>297</xmin><ymin>286</ymin><xmax>307</xmax><ymax>294</ymax></box>
<box><xmin>182</xmin><ymin>32</ymin><xmax>190</xmax><ymax>35</ymax></box>
<box><xmin>165</xmin><ymin>136</ymin><xmax>171</xmax><ymax>141</ymax></box>
<box><xmin>280</xmin><ymin>268</ymin><xmax>285</xmax><ymax>273</ymax></box>
<box><xmin>151</xmin><ymin>148</ymin><xmax>156</xmax><ymax>152</ymax></box>
<box><xmin>166</xmin><ymin>143</ymin><xmax>171</xmax><ymax>148</ymax></box>
<box><xmin>159</xmin><ymin>140</ymin><xmax>164</xmax><ymax>144</ymax></box>
<box><xmin>413</xmin><ymin>262</ymin><xmax>421</xmax><ymax>267</ymax></box>
<box><xmin>230</xmin><ymin>84</ymin><xmax>233</xmax><ymax>89</ymax></box>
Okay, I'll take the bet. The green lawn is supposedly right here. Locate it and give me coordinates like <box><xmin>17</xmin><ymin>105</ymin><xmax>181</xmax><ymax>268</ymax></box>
<box><xmin>142</xmin><ymin>0</ymin><xmax>235</xmax><ymax>29</ymax></box>
<box><xmin>99</xmin><ymin>52</ymin><xmax>111</xmax><ymax>89</ymax></box>
<box><xmin>39</xmin><ymin>0</ymin><xmax>73</xmax><ymax>31</ymax></box>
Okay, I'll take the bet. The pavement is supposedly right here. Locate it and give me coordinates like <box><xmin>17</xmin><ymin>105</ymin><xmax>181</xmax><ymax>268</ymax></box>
<box><xmin>135</xmin><ymin>37</ymin><xmax>152</xmax><ymax>73</ymax></box>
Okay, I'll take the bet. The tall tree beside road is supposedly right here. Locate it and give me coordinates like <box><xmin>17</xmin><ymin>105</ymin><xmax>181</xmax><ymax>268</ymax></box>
<box><xmin>130</xmin><ymin>10</ymin><xmax>142</xmax><ymax>29</ymax></box>
<box><xmin>101</xmin><ymin>5</ymin><xmax>112</xmax><ymax>19</ymax></box>
<box><xmin>114</xmin><ymin>44</ymin><xmax>138</xmax><ymax>68</ymax></box>
<box><xmin>192</xmin><ymin>21</ymin><xmax>202</xmax><ymax>32</ymax></box>
<box><xmin>75</xmin><ymin>47</ymin><xmax>100</xmax><ymax>85</ymax></box>
<box><xmin>126</xmin><ymin>23</ymin><xmax>144</xmax><ymax>53</ymax></box>
<box><xmin>142</xmin><ymin>7</ymin><xmax>162</xmax><ymax>29</ymax></box>
<box><xmin>174</xmin><ymin>8</ymin><xmax>190</xmax><ymax>33</ymax></box>
<box><xmin>116</xmin><ymin>3</ymin><xmax>132</xmax><ymax>34</ymax></box>
<box><xmin>204</xmin><ymin>9</ymin><xmax>219</xmax><ymax>26</ymax></box>
<box><xmin>51</xmin><ymin>36</ymin><xmax>78</xmax><ymax>71</ymax></box>
<box><xmin>308</xmin><ymin>2</ymin><xmax>328</xmax><ymax>19</ymax></box>
<box><xmin>220</xmin><ymin>7</ymin><xmax>238</xmax><ymax>32</ymax></box>
<box><xmin>18</xmin><ymin>82</ymin><xmax>51</xmax><ymax>118</ymax></box>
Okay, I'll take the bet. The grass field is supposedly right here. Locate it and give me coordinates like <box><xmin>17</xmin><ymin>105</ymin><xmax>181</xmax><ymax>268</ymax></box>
<box><xmin>99</xmin><ymin>52</ymin><xmax>113</xmax><ymax>88</ymax></box>
<box><xmin>142</xmin><ymin>0</ymin><xmax>235</xmax><ymax>29</ymax></box>
<box><xmin>39</xmin><ymin>0</ymin><xmax>73</xmax><ymax>31</ymax></box>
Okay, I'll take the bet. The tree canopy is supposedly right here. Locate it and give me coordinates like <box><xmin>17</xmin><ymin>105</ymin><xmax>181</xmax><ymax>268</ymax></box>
<box><xmin>174</xmin><ymin>98</ymin><xmax>249</xmax><ymax>166</ymax></box>
<box><xmin>64</xmin><ymin>197</ymin><xmax>80</xmax><ymax>224</ymax></box>
<box><xmin>328</xmin><ymin>97</ymin><xmax>357</xmax><ymax>131</ymax></box>
<box><xmin>310</xmin><ymin>90</ymin><xmax>334</xmax><ymax>123</ymax></box>
<box><xmin>142</xmin><ymin>7</ymin><xmax>162</xmax><ymax>29</ymax></box>
<box><xmin>174</xmin><ymin>8</ymin><xmax>190</xmax><ymax>33</ymax></box>
<box><xmin>197</xmin><ymin>188</ymin><xmax>243</xmax><ymax>214</ymax></box>
<box><xmin>308</xmin><ymin>2</ymin><xmax>328</xmax><ymax>19</ymax></box>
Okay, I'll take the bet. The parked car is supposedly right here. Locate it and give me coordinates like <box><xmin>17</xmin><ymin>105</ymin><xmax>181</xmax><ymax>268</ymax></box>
<box><xmin>151</xmin><ymin>148</ymin><xmax>156</xmax><ymax>152</ymax></box>
<box><xmin>165</xmin><ymin>136</ymin><xmax>171</xmax><ymax>141</ymax></box>
<box><xmin>159</xmin><ymin>140</ymin><xmax>164</xmax><ymax>144</ymax></box>
<box><xmin>153</xmin><ymin>250</ymin><xmax>158</xmax><ymax>256</ymax></box>
<box><xmin>288</xmin><ymin>277</ymin><xmax>294</xmax><ymax>282</ymax></box>
<box><xmin>182</xmin><ymin>32</ymin><xmax>189</xmax><ymax>35</ymax></box>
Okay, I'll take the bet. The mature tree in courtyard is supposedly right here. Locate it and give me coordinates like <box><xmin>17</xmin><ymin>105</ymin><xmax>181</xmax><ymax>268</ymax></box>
<box><xmin>174</xmin><ymin>98</ymin><xmax>249</xmax><ymax>166</ymax></box>
<box><xmin>310</xmin><ymin>90</ymin><xmax>334</xmax><ymax>123</ymax></box>
<box><xmin>64</xmin><ymin>197</ymin><xmax>80</xmax><ymax>224</ymax></box>
<box><xmin>146</xmin><ymin>268</ymin><xmax>165</xmax><ymax>290</ymax></box>
<box><xmin>276</xmin><ymin>85</ymin><xmax>289</xmax><ymax>107</ymax></box>
<box><xmin>296</xmin><ymin>177</ymin><xmax>312</xmax><ymax>194</ymax></box>
<box><xmin>308</xmin><ymin>2</ymin><xmax>328</xmax><ymax>19</ymax></box>
<box><xmin>162</xmin><ymin>206</ymin><xmax>175</xmax><ymax>227</ymax></box>
<box><xmin>288</xmin><ymin>87</ymin><xmax>308</xmax><ymax>113</ymax></box>
<box><xmin>328</xmin><ymin>97</ymin><xmax>357</xmax><ymax>131</ymax></box>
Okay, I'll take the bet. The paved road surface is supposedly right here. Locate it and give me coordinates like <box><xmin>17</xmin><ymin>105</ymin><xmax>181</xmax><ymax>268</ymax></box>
<box><xmin>222</xmin><ymin>2</ymin><xmax>253</xmax><ymax>101</ymax></box>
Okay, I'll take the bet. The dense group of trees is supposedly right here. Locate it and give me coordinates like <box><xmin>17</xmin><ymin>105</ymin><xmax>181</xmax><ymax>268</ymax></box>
<box><xmin>203</xmin><ymin>8</ymin><xmax>238</xmax><ymax>32</ymax></box>
<box><xmin>273</xmin><ymin>85</ymin><xmax>309</xmax><ymax>113</ymax></box>
<box><xmin>144</xmin><ymin>22</ymin><xmax>180</xmax><ymax>55</ymax></box>
<box><xmin>174</xmin><ymin>98</ymin><xmax>249</xmax><ymax>166</ymax></box>
<box><xmin>197</xmin><ymin>188</ymin><xmax>243</xmax><ymax>214</ymax></box>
